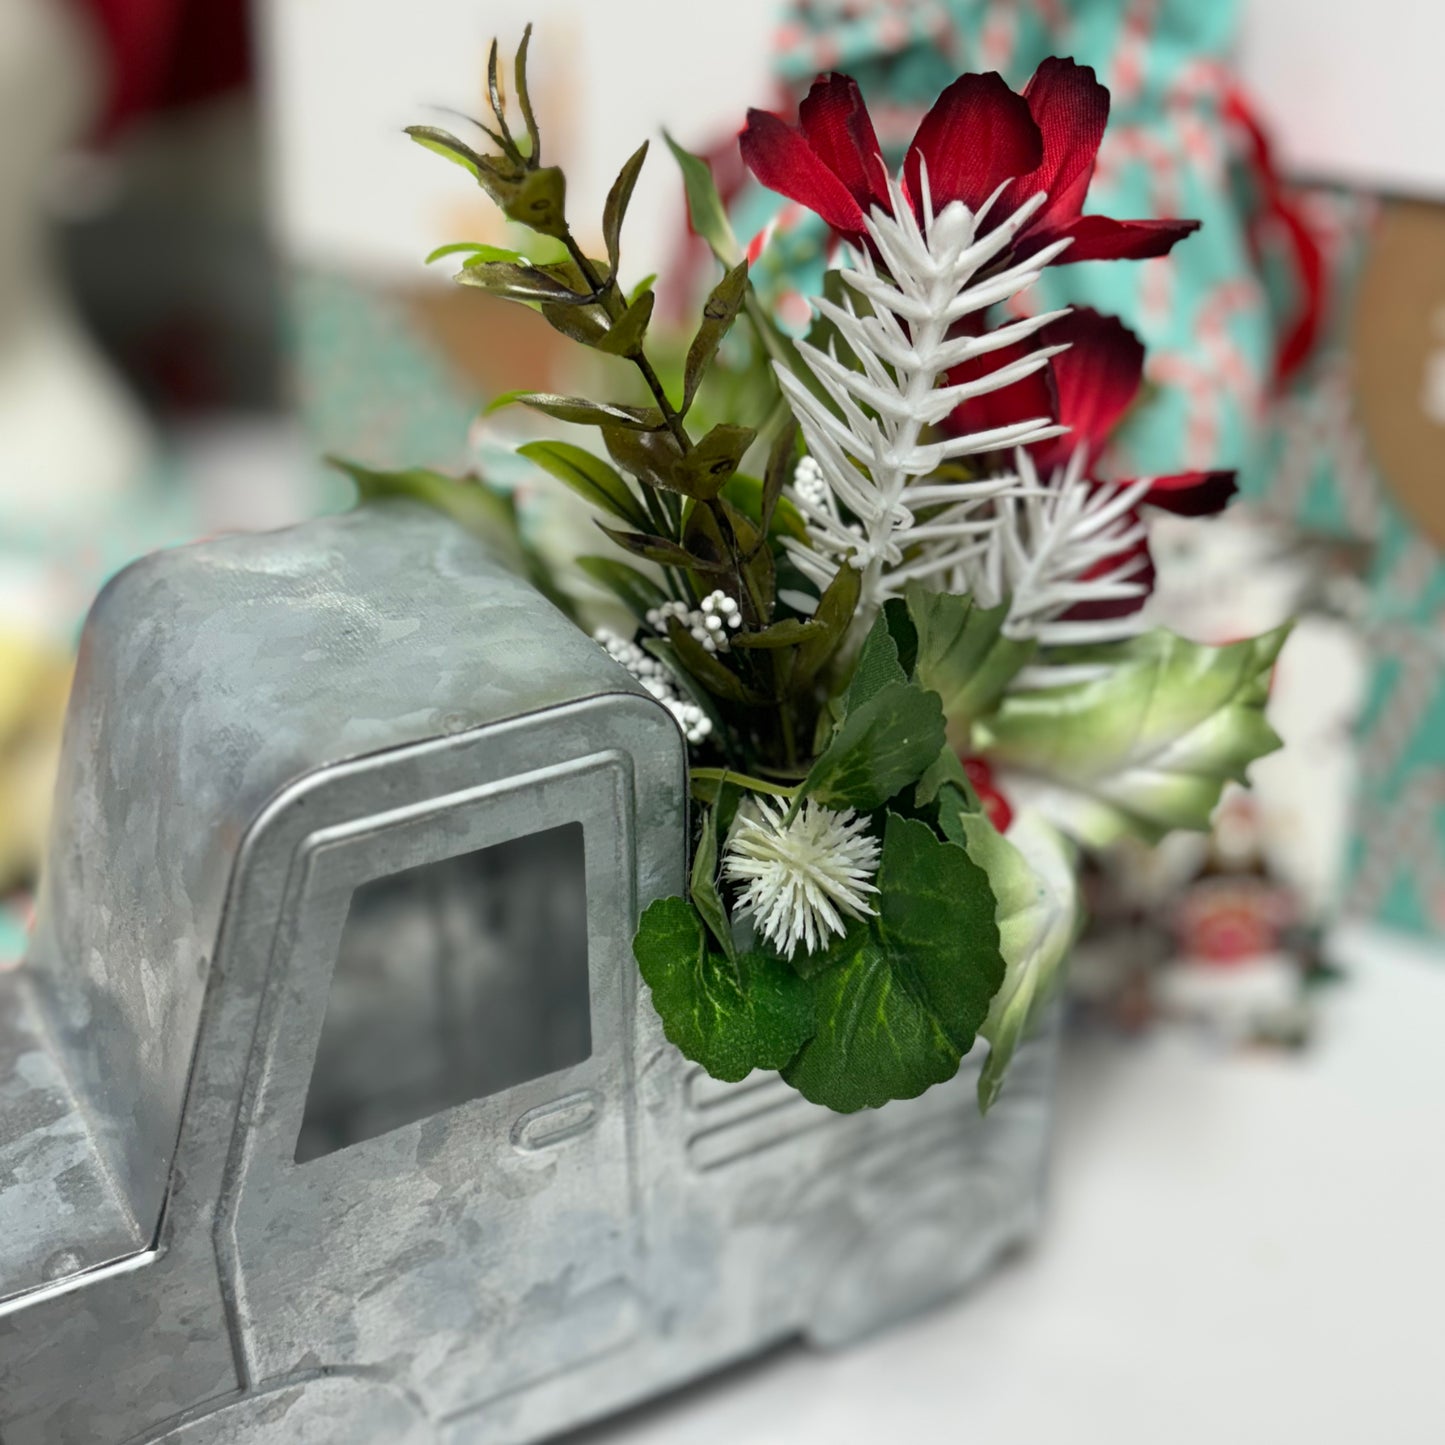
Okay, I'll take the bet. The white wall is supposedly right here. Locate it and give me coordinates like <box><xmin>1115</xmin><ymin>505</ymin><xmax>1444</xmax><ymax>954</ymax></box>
<box><xmin>1238</xmin><ymin>0</ymin><xmax>1445</xmax><ymax>200</ymax></box>
<box><xmin>255</xmin><ymin>0</ymin><xmax>778</xmax><ymax>284</ymax></box>
<box><xmin>258</xmin><ymin>0</ymin><xmax>1445</xmax><ymax>285</ymax></box>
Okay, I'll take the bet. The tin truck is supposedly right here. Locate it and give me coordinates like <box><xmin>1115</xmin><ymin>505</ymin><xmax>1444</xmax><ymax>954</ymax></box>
<box><xmin>0</xmin><ymin>502</ymin><xmax>1057</xmax><ymax>1444</ymax></box>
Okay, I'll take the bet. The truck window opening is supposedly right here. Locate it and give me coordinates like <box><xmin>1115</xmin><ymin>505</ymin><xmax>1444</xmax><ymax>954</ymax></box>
<box><xmin>294</xmin><ymin>822</ymin><xmax>592</xmax><ymax>1163</ymax></box>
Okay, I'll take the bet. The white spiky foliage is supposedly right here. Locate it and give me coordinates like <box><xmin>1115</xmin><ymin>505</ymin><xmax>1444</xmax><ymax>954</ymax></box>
<box><xmin>961</xmin><ymin>444</ymin><xmax>1156</xmax><ymax>650</ymax></box>
<box><xmin>724</xmin><ymin>796</ymin><xmax>881</xmax><ymax>958</ymax></box>
<box><xmin>777</xmin><ymin>170</ymin><xmax>1071</xmax><ymax>612</ymax></box>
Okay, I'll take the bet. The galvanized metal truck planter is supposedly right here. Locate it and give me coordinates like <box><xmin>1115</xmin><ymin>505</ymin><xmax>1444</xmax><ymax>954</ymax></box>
<box><xmin>0</xmin><ymin>502</ymin><xmax>1059</xmax><ymax>1444</ymax></box>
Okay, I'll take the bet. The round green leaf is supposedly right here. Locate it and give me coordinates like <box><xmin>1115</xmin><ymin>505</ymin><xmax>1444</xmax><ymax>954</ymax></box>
<box><xmin>634</xmin><ymin>897</ymin><xmax>815</xmax><ymax>1083</ymax></box>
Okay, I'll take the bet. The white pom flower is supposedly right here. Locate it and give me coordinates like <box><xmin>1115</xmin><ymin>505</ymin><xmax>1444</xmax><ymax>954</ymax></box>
<box><xmin>723</xmin><ymin>797</ymin><xmax>881</xmax><ymax>958</ymax></box>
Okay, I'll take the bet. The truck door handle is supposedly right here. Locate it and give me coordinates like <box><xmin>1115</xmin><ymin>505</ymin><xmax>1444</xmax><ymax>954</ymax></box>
<box><xmin>509</xmin><ymin>1091</ymin><xmax>600</xmax><ymax>1153</ymax></box>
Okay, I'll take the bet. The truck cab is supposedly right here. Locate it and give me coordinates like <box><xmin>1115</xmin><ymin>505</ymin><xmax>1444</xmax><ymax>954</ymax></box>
<box><xmin>0</xmin><ymin>502</ymin><xmax>1056</xmax><ymax>1445</ymax></box>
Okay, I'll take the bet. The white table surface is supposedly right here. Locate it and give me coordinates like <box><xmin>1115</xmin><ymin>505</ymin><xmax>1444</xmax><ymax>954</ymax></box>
<box><xmin>571</xmin><ymin>922</ymin><xmax>1445</xmax><ymax>1444</ymax></box>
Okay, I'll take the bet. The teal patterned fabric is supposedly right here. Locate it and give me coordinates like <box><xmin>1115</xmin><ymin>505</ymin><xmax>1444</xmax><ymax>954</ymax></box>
<box><xmin>288</xmin><ymin>268</ymin><xmax>481</xmax><ymax>489</ymax></box>
<box><xmin>1</xmin><ymin>460</ymin><xmax>191</xmax><ymax>649</ymax></box>
<box><xmin>740</xmin><ymin>0</ymin><xmax>1442</xmax><ymax>940</ymax></box>
<box><xmin>1344</xmin><ymin>511</ymin><xmax>1445</xmax><ymax>937</ymax></box>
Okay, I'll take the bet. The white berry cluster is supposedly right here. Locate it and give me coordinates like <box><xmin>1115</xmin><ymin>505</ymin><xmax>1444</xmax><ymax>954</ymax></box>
<box><xmin>645</xmin><ymin>591</ymin><xmax>742</xmax><ymax>654</ymax></box>
<box><xmin>593</xmin><ymin>629</ymin><xmax>712</xmax><ymax>745</ymax></box>
<box><xmin>791</xmin><ymin>454</ymin><xmax>830</xmax><ymax>511</ymax></box>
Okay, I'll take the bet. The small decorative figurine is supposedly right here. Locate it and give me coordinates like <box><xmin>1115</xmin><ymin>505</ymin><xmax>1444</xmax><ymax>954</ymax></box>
<box><xmin>0</xmin><ymin>28</ymin><xmax>1286</xmax><ymax>1443</ymax></box>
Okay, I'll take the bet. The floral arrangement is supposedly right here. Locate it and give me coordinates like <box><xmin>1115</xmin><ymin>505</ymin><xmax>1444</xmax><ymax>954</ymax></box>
<box><xmin>361</xmin><ymin>29</ymin><xmax>1285</xmax><ymax>1115</ymax></box>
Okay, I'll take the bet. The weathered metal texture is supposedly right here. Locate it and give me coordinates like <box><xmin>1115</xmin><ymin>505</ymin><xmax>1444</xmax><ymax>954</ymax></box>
<box><xmin>0</xmin><ymin>501</ymin><xmax>1060</xmax><ymax>1444</ymax></box>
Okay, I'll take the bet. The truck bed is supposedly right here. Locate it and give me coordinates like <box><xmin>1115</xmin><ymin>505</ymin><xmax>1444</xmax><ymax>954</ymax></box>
<box><xmin>0</xmin><ymin>970</ymin><xmax>150</xmax><ymax>1308</ymax></box>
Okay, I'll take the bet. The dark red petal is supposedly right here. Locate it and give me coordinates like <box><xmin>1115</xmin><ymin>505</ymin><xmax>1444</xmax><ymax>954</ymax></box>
<box><xmin>904</xmin><ymin>72</ymin><xmax>1042</xmax><ymax>220</ymax></box>
<box><xmin>1037</xmin><ymin>308</ymin><xmax>1145</xmax><ymax>471</ymax></box>
<box><xmin>1142</xmin><ymin>470</ymin><xmax>1238</xmax><ymax>517</ymax></box>
<box><xmin>1030</xmin><ymin>214</ymin><xmax>1202</xmax><ymax>264</ymax></box>
<box><xmin>798</xmin><ymin>73</ymin><xmax>890</xmax><ymax>215</ymax></box>
<box><xmin>943</xmin><ymin>337</ymin><xmax>1057</xmax><ymax>446</ymax></box>
<box><xmin>1002</xmin><ymin>57</ymin><xmax>1109</xmax><ymax>230</ymax></box>
<box><xmin>739</xmin><ymin>108</ymin><xmax>867</xmax><ymax>235</ymax></box>
<box><xmin>1063</xmin><ymin>535</ymin><xmax>1156</xmax><ymax>620</ymax></box>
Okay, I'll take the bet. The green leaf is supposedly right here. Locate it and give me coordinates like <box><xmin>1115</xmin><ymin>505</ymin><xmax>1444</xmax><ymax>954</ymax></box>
<box><xmin>521</xmin><ymin>394</ymin><xmax>664</xmax><ymax>430</ymax></box>
<box><xmin>425</xmin><ymin>241</ymin><xmax>529</xmax><ymax>266</ymax></box>
<box><xmin>782</xmin><ymin>814</ymin><xmax>1004</xmax><ymax>1112</ymax></box>
<box><xmin>576</xmin><ymin>556</ymin><xmax>667</xmax><ymax>617</ymax></box>
<box><xmin>513</xmin><ymin>23</ymin><xmax>542</xmax><ymax>165</ymax></box>
<box><xmin>594</xmin><ymin>289</ymin><xmax>655</xmax><ymax>357</ymax></box>
<box><xmin>914</xmin><ymin>746</ymin><xmax>980</xmax><ymax>813</ymax></box>
<box><xmin>906</xmin><ymin>586</ymin><xmax>1035</xmax><ymax>743</ymax></box>
<box><xmin>533</xmin><ymin>258</ymin><xmax>613</xmax><ymax>345</ymax></box>
<box><xmin>634</xmin><ymin>897</ymin><xmax>814</xmax><ymax>1082</ymax></box>
<box><xmin>841</xmin><ymin>609</ymin><xmax>907</xmax><ymax>714</ymax></box>
<box><xmin>455</xmin><ymin>260</ymin><xmax>588</xmax><ymax>305</ymax></box>
<box><xmin>666</xmin><ymin>617</ymin><xmax>769</xmax><ymax>704</ymax></box>
<box><xmin>721</xmin><ymin>472</ymin><xmax>809</xmax><ymax>543</ymax></box>
<box><xmin>802</xmin><ymin>681</ymin><xmax>945</xmax><ymax>814</ymax></box>
<box><xmin>485</xmin><ymin>38</ymin><xmax>518</xmax><ymax>160</ymax></box>
<box><xmin>684</xmin><ymin>262</ymin><xmax>749</xmax><ymax>412</ymax></box>
<box><xmin>405</xmin><ymin>125</ymin><xmax>486</xmax><ymax>181</ymax></box>
<box><xmin>602</xmin><ymin>141</ymin><xmax>649</xmax><ymax>274</ymax></box>
<box><xmin>881</xmin><ymin>597</ymin><xmax>918</xmax><ymax>676</ymax></box>
<box><xmin>674</xmin><ymin>423</ymin><xmax>755</xmax><ymax>498</ymax></box>
<box><xmin>758</xmin><ymin>421</ymin><xmax>799</xmax><ymax>546</ymax></box>
<box><xmin>793</xmin><ymin>564</ymin><xmax>862</xmax><ymax>684</ymax></box>
<box><xmin>690</xmin><ymin>802</ymin><xmax>736</xmax><ymax>961</ymax></box>
<box><xmin>602</xmin><ymin>424</ymin><xmax>685</xmax><ymax>492</ymax></box>
<box><xmin>332</xmin><ymin>457</ymin><xmax>512</xmax><ymax>536</ymax></box>
<box><xmin>629</xmin><ymin>273</ymin><xmax>659</xmax><ymax>304</ymax></box>
<box><xmin>729</xmin><ymin>501</ymin><xmax>776</xmax><ymax>623</ymax></box>
<box><xmin>958</xmin><ymin>812</ymin><xmax>1079</xmax><ymax>1113</ymax></box>
<box><xmin>502</xmin><ymin>165</ymin><xmax>569</xmax><ymax>238</ymax></box>
<box><xmin>663</xmin><ymin>131</ymin><xmax>743</xmax><ymax>267</ymax></box>
<box><xmin>516</xmin><ymin>440</ymin><xmax>649</xmax><ymax>529</ymax></box>
<box><xmin>482</xmin><ymin>388</ymin><xmax>528</xmax><ymax>416</ymax></box>
<box><xmin>729</xmin><ymin>618</ymin><xmax>824</xmax><ymax>649</ymax></box>
<box><xmin>690</xmin><ymin>767</ymin><xmax>799</xmax><ymax>805</ymax></box>
<box><xmin>596</xmin><ymin>521</ymin><xmax>728</xmax><ymax>574</ymax></box>
<box><xmin>977</xmin><ymin>626</ymin><xmax>1289</xmax><ymax>846</ymax></box>
<box><xmin>681</xmin><ymin>498</ymin><xmax>732</xmax><ymax>572</ymax></box>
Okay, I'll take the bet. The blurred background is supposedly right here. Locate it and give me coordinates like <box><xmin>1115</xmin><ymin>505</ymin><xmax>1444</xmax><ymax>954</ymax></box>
<box><xmin>1</xmin><ymin>0</ymin><xmax>1442</xmax><ymax>1439</ymax></box>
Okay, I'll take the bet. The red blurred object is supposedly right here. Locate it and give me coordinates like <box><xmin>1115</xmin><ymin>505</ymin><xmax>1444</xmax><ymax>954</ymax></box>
<box><xmin>69</xmin><ymin>0</ymin><xmax>251</xmax><ymax>138</ymax></box>
<box><xmin>1174</xmin><ymin>878</ymin><xmax>1298</xmax><ymax>966</ymax></box>
<box><xmin>961</xmin><ymin>758</ymin><xmax>1014</xmax><ymax>835</ymax></box>
<box><xmin>1224</xmin><ymin>87</ymin><xmax>1326</xmax><ymax>388</ymax></box>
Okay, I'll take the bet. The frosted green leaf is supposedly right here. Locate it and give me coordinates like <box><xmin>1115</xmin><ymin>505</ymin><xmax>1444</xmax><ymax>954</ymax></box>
<box><xmin>977</xmin><ymin>627</ymin><xmax>1288</xmax><ymax>846</ymax></box>
<box><xmin>955</xmin><ymin>811</ymin><xmax>1079</xmax><ymax>1111</ymax></box>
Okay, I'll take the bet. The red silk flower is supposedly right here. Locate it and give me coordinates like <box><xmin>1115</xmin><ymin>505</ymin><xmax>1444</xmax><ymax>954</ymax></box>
<box><xmin>950</xmin><ymin>308</ymin><xmax>1237</xmax><ymax>623</ymax></box>
<box><xmin>740</xmin><ymin>59</ymin><xmax>1199</xmax><ymax>265</ymax></box>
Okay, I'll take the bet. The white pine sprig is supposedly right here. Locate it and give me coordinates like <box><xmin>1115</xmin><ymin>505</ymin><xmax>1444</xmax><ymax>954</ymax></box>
<box><xmin>778</xmin><ymin>171</ymin><xmax>1071</xmax><ymax>612</ymax></box>
<box><xmin>962</xmin><ymin>444</ymin><xmax>1156</xmax><ymax>651</ymax></box>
